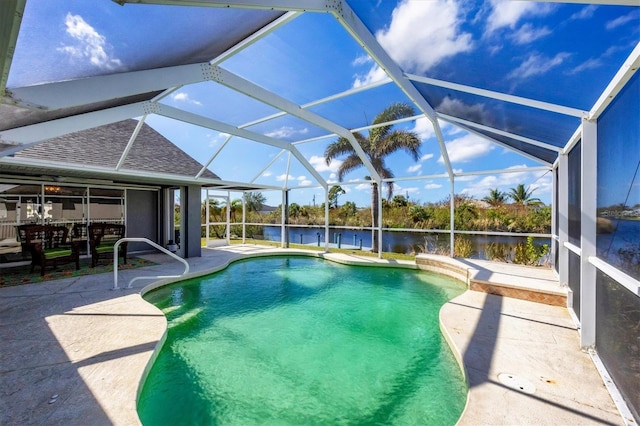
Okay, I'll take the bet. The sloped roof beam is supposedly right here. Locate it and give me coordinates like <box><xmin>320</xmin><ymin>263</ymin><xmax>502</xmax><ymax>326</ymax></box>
<box><xmin>150</xmin><ymin>10</ymin><xmax>301</xmax><ymax>103</ymax></box>
<box><xmin>250</xmin><ymin>149</ymin><xmax>286</xmax><ymax>183</ymax></box>
<box><xmin>115</xmin><ymin>114</ymin><xmax>147</xmax><ymax>170</ymax></box>
<box><xmin>8</xmin><ymin>63</ymin><xmax>207</xmax><ymax>110</ymax></box>
<box><xmin>329</xmin><ymin>1</ymin><xmax>455</xmax><ymax>181</ymax></box>
<box><xmin>0</xmin><ymin>155</ymin><xmax>281</xmax><ymax>190</ymax></box>
<box><xmin>209</xmin><ymin>11</ymin><xmax>301</xmax><ymax>65</ymax></box>
<box><xmin>8</xmin><ymin>11</ymin><xmax>299</xmax><ymax>110</ymax></box>
<box><xmin>405</xmin><ymin>73</ymin><xmax>586</xmax><ymax>118</ymax></box>
<box><xmin>525</xmin><ymin>0</ymin><xmax>639</xmax><ymax>6</ymax></box>
<box><xmin>209</xmin><ymin>65</ymin><xmax>382</xmax><ymax>183</ymax></box>
<box><xmin>447</xmin><ymin>121</ymin><xmax>552</xmax><ymax>166</ymax></box>
<box><xmin>438</xmin><ymin>113</ymin><xmax>563</xmax><ymax>153</ymax></box>
<box><xmin>238</xmin><ymin>77</ymin><xmax>392</xmax><ymax>129</ymax></box>
<box><xmin>154</xmin><ymin>103</ymin><xmax>328</xmax><ymax>188</ymax></box>
<box><xmin>0</xmin><ymin>0</ymin><xmax>25</xmax><ymax>94</ymax></box>
<box><xmin>195</xmin><ymin>134</ymin><xmax>233</xmax><ymax>179</ymax></box>
<box><xmin>0</xmin><ymin>101</ymin><xmax>149</xmax><ymax>155</ymax></box>
<box><xmin>589</xmin><ymin>41</ymin><xmax>640</xmax><ymax>120</ymax></box>
<box><xmin>116</xmin><ymin>0</ymin><xmax>331</xmax><ymax>11</ymax></box>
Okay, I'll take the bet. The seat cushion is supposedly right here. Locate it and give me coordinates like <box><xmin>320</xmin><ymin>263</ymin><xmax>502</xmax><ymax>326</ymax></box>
<box><xmin>96</xmin><ymin>240</ymin><xmax>125</xmax><ymax>253</ymax></box>
<box><xmin>44</xmin><ymin>247</ymin><xmax>72</xmax><ymax>259</ymax></box>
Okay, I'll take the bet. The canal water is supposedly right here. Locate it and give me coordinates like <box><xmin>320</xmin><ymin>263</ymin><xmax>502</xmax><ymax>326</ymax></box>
<box><xmin>261</xmin><ymin>226</ymin><xmax>551</xmax><ymax>261</ymax></box>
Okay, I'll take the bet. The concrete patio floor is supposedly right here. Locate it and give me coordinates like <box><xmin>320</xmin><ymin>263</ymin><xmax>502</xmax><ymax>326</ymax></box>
<box><xmin>0</xmin><ymin>245</ymin><xmax>624</xmax><ymax>425</ymax></box>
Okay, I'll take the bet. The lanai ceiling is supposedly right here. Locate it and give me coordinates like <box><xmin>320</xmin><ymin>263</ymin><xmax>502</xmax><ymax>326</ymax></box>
<box><xmin>0</xmin><ymin>0</ymin><xmax>638</xmax><ymax>193</ymax></box>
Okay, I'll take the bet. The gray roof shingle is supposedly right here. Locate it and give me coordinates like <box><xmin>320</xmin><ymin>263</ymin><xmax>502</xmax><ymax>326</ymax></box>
<box><xmin>15</xmin><ymin>119</ymin><xmax>219</xmax><ymax>180</ymax></box>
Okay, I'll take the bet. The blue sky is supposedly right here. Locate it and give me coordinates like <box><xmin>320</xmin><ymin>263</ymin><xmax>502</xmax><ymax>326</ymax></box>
<box><xmin>9</xmin><ymin>0</ymin><xmax>640</xmax><ymax>208</ymax></box>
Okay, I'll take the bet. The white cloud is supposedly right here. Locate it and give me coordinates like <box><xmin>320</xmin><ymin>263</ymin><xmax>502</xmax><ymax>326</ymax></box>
<box><xmin>459</xmin><ymin>165</ymin><xmax>552</xmax><ymax>198</ymax></box>
<box><xmin>567</xmin><ymin>57</ymin><xmax>603</xmax><ymax>75</ymax></box>
<box><xmin>606</xmin><ymin>10</ymin><xmax>639</xmax><ymax>30</ymax></box>
<box><xmin>507</xmin><ymin>52</ymin><xmax>571</xmax><ymax>80</ymax></box>
<box><xmin>353</xmin><ymin>54</ymin><xmax>373</xmax><ymax>67</ymax></box>
<box><xmin>441</xmin><ymin>121</ymin><xmax>464</xmax><ymax>136</ymax></box>
<box><xmin>440</xmin><ymin>134</ymin><xmax>494</xmax><ymax>164</ymax></box>
<box><xmin>486</xmin><ymin>0</ymin><xmax>554</xmax><ymax>32</ymax></box>
<box><xmin>452</xmin><ymin>168</ymin><xmax>477</xmax><ymax>182</ymax></box>
<box><xmin>172</xmin><ymin>92</ymin><xmax>202</xmax><ymax>106</ymax></box>
<box><xmin>411</xmin><ymin>117</ymin><xmax>436</xmax><ymax>141</ymax></box>
<box><xmin>298</xmin><ymin>179</ymin><xmax>313</xmax><ymax>186</ymax></box>
<box><xmin>571</xmin><ymin>5</ymin><xmax>597</xmax><ymax>20</ymax></box>
<box><xmin>510</xmin><ymin>24</ymin><xmax>552</xmax><ymax>45</ymax></box>
<box><xmin>262</xmin><ymin>171</ymin><xmax>272</xmax><ymax>177</ymax></box>
<box><xmin>374</xmin><ymin>0</ymin><xmax>473</xmax><ymax>75</ymax></box>
<box><xmin>407</xmin><ymin>164</ymin><xmax>422</xmax><ymax>173</ymax></box>
<box><xmin>57</xmin><ymin>13</ymin><xmax>123</xmax><ymax>70</ymax></box>
<box><xmin>425</xmin><ymin>183</ymin><xmax>443</xmax><ymax>190</ymax></box>
<box><xmin>355</xmin><ymin>183</ymin><xmax>371</xmax><ymax>191</ymax></box>
<box><xmin>404</xmin><ymin>187</ymin><xmax>420</xmax><ymax>194</ymax></box>
<box><xmin>207</xmin><ymin>132</ymin><xmax>230</xmax><ymax>147</ymax></box>
<box><xmin>265</xmin><ymin>126</ymin><xmax>309</xmax><ymax>139</ymax></box>
<box><xmin>275</xmin><ymin>174</ymin><xmax>295</xmax><ymax>182</ymax></box>
<box><xmin>437</xmin><ymin>97</ymin><xmax>492</xmax><ymax>124</ymax></box>
<box><xmin>309</xmin><ymin>155</ymin><xmax>343</xmax><ymax>173</ymax></box>
<box><xmin>352</xmin><ymin>65</ymin><xmax>389</xmax><ymax>89</ymax></box>
<box><xmin>420</xmin><ymin>153</ymin><xmax>434</xmax><ymax>162</ymax></box>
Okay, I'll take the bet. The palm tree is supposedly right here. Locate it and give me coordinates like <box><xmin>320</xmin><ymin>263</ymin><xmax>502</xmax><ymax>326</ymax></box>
<box><xmin>243</xmin><ymin>191</ymin><xmax>266</xmax><ymax>212</ymax></box>
<box><xmin>324</xmin><ymin>102</ymin><xmax>421</xmax><ymax>251</ymax></box>
<box><xmin>509</xmin><ymin>184</ymin><xmax>542</xmax><ymax>206</ymax></box>
<box><xmin>483</xmin><ymin>188</ymin><xmax>508</xmax><ymax>207</ymax></box>
<box><xmin>230</xmin><ymin>199</ymin><xmax>243</xmax><ymax>222</ymax></box>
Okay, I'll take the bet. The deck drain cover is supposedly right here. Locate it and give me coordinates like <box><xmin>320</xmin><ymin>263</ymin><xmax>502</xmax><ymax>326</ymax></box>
<box><xmin>498</xmin><ymin>373</ymin><xmax>536</xmax><ymax>394</ymax></box>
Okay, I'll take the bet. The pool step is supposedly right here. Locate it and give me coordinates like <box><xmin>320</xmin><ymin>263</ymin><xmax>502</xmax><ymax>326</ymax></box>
<box><xmin>415</xmin><ymin>254</ymin><xmax>567</xmax><ymax>307</ymax></box>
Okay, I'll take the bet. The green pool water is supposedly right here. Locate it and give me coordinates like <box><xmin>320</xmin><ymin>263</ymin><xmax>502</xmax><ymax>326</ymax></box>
<box><xmin>138</xmin><ymin>257</ymin><xmax>468</xmax><ymax>425</ymax></box>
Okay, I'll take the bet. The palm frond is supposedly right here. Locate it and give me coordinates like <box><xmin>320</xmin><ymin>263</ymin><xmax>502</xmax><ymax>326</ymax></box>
<box><xmin>324</xmin><ymin>135</ymin><xmax>358</xmax><ymax>165</ymax></box>
<box><xmin>377</xmin><ymin>130</ymin><xmax>421</xmax><ymax>161</ymax></box>
<box><xmin>337</xmin><ymin>153</ymin><xmax>365</xmax><ymax>181</ymax></box>
<box><xmin>369</xmin><ymin>103</ymin><xmax>416</xmax><ymax>144</ymax></box>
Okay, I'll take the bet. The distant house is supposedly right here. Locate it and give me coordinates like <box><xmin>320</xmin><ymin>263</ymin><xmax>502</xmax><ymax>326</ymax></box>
<box><xmin>0</xmin><ymin>119</ymin><xmax>219</xmax><ymax>260</ymax></box>
<box><xmin>259</xmin><ymin>205</ymin><xmax>278</xmax><ymax>215</ymax></box>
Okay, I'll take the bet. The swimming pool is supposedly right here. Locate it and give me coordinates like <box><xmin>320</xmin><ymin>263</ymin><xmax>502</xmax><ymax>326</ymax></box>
<box><xmin>138</xmin><ymin>256</ymin><xmax>468</xmax><ymax>425</ymax></box>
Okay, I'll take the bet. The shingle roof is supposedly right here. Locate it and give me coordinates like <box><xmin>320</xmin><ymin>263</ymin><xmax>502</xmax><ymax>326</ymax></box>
<box><xmin>15</xmin><ymin>119</ymin><xmax>219</xmax><ymax>180</ymax></box>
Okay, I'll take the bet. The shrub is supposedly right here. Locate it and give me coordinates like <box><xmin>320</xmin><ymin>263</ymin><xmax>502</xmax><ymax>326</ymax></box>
<box><xmin>453</xmin><ymin>235</ymin><xmax>473</xmax><ymax>258</ymax></box>
<box><xmin>513</xmin><ymin>236</ymin><xmax>549</xmax><ymax>266</ymax></box>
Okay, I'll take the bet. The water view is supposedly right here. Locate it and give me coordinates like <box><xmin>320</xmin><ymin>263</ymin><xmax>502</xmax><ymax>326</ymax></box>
<box><xmin>261</xmin><ymin>225</ymin><xmax>551</xmax><ymax>261</ymax></box>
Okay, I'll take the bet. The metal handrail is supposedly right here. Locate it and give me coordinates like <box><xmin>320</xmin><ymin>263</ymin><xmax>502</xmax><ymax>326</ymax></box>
<box><xmin>113</xmin><ymin>237</ymin><xmax>190</xmax><ymax>290</ymax></box>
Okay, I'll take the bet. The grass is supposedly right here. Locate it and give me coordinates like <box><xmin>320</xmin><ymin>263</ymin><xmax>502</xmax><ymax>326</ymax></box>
<box><xmin>206</xmin><ymin>238</ymin><xmax>416</xmax><ymax>261</ymax></box>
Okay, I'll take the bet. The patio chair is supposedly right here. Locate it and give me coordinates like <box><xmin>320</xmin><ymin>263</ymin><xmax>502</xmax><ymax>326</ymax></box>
<box><xmin>70</xmin><ymin>223</ymin><xmax>89</xmax><ymax>254</ymax></box>
<box><xmin>88</xmin><ymin>223</ymin><xmax>127</xmax><ymax>267</ymax></box>
<box><xmin>16</xmin><ymin>224</ymin><xmax>39</xmax><ymax>257</ymax></box>
<box><xmin>23</xmin><ymin>225</ymin><xmax>80</xmax><ymax>276</ymax></box>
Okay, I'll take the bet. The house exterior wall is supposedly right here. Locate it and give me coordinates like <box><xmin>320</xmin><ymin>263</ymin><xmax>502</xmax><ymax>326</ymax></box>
<box><xmin>183</xmin><ymin>185</ymin><xmax>202</xmax><ymax>258</ymax></box>
<box><xmin>126</xmin><ymin>189</ymin><xmax>159</xmax><ymax>252</ymax></box>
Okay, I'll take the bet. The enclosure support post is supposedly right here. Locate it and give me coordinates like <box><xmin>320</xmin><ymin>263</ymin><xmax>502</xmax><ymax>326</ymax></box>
<box><xmin>450</xmin><ymin>179</ymin><xmax>455</xmax><ymax>257</ymax></box>
<box><xmin>378</xmin><ymin>183</ymin><xmax>383</xmax><ymax>259</ymax></box>
<box><xmin>242</xmin><ymin>191</ymin><xmax>246</xmax><ymax>244</ymax></box>
<box><xmin>281</xmin><ymin>190</ymin><xmax>286</xmax><ymax>248</ymax></box>
<box><xmin>580</xmin><ymin>118</ymin><xmax>597</xmax><ymax>348</ymax></box>
<box><xmin>551</xmin><ymin>165</ymin><xmax>558</xmax><ymax>273</ymax></box>
<box><xmin>205</xmin><ymin>189</ymin><xmax>210</xmax><ymax>246</ymax></box>
<box><xmin>324</xmin><ymin>188</ymin><xmax>330</xmax><ymax>252</ymax></box>
<box><xmin>226</xmin><ymin>191</ymin><xmax>231</xmax><ymax>246</ymax></box>
<box><xmin>558</xmin><ymin>153</ymin><xmax>569</xmax><ymax>289</ymax></box>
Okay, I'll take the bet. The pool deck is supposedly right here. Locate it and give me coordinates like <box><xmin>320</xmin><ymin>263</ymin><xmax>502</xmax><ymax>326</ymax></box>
<box><xmin>0</xmin><ymin>245</ymin><xmax>625</xmax><ymax>425</ymax></box>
